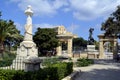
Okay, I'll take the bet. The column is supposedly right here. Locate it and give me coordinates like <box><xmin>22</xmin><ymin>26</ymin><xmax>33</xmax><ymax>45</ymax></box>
<box><xmin>113</xmin><ymin>40</ymin><xmax>117</xmax><ymax>53</ymax></box>
<box><xmin>67</xmin><ymin>39</ymin><xmax>72</xmax><ymax>57</ymax></box>
<box><xmin>99</xmin><ymin>41</ymin><xmax>104</xmax><ymax>59</ymax></box>
<box><xmin>113</xmin><ymin>40</ymin><xmax>117</xmax><ymax>59</ymax></box>
<box><xmin>56</xmin><ymin>46</ymin><xmax>62</xmax><ymax>56</ymax></box>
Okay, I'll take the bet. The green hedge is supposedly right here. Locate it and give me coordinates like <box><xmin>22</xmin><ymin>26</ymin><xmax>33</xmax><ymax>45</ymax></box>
<box><xmin>0</xmin><ymin>52</ymin><xmax>16</xmax><ymax>67</ymax></box>
<box><xmin>42</xmin><ymin>57</ymin><xmax>59</xmax><ymax>67</ymax></box>
<box><xmin>0</xmin><ymin>62</ymin><xmax>73</xmax><ymax>80</ymax></box>
<box><xmin>76</xmin><ymin>58</ymin><xmax>94</xmax><ymax>67</ymax></box>
<box><xmin>51</xmin><ymin>62</ymin><xmax>73</xmax><ymax>80</ymax></box>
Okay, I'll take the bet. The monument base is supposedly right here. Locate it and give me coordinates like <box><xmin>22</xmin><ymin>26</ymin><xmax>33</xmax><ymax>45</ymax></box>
<box><xmin>87</xmin><ymin>45</ymin><xmax>98</xmax><ymax>59</ymax></box>
<box><xmin>11</xmin><ymin>56</ymin><xmax>26</xmax><ymax>70</ymax></box>
<box><xmin>17</xmin><ymin>41</ymin><xmax>38</xmax><ymax>57</ymax></box>
<box><xmin>12</xmin><ymin>41</ymin><xmax>38</xmax><ymax>70</ymax></box>
<box><xmin>87</xmin><ymin>45</ymin><xmax>95</xmax><ymax>51</ymax></box>
<box><xmin>24</xmin><ymin>56</ymin><xmax>41</xmax><ymax>72</ymax></box>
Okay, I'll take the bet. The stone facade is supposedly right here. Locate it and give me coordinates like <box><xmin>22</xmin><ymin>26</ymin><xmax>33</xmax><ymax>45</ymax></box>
<box><xmin>55</xmin><ymin>26</ymin><xmax>78</xmax><ymax>57</ymax></box>
<box><xmin>98</xmin><ymin>34</ymin><xmax>117</xmax><ymax>59</ymax></box>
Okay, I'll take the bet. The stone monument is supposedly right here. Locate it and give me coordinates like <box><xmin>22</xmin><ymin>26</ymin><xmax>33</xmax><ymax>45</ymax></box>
<box><xmin>88</xmin><ymin>28</ymin><xmax>94</xmax><ymax>45</ymax></box>
<box><xmin>12</xmin><ymin>5</ymin><xmax>38</xmax><ymax>70</ymax></box>
<box><xmin>87</xmin><ymin>28</ymin><xmax>95</xmax><ymax>51</ymax></box>
<box><xmin>17</xmin><ymin>5</ymin><xmax>38</xmax><ymax>57</ymax></box>
<box><xmin>87</xmin><ymin>28</ymin><xmax>98</xmax><ymax>59</ymax></box>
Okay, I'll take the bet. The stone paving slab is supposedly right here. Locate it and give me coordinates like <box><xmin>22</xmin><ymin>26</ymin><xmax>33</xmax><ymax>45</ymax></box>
<box><xmin>74</xmin><ymin>60</ymin><xmax>120</xmax><ymax>80</ymax></box>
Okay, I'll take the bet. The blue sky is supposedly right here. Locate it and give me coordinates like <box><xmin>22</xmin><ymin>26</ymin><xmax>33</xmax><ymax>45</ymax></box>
<box><xmin>0</xmin><ymin>0</ymin><xmax>120</xmax><ymax>41</ymax></box>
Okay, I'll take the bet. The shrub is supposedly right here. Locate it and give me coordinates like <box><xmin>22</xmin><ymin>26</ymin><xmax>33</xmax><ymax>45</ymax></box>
<box><xmin>12</xmin><ymin>71</ymin><xmax>21</xmax><ymax>80</ymax></box>
<box><xmin>0</xmin><ymin>62</ymin><xmax>73</xmax><ymax>80</ymax></box>
<box><xmin>0</xmin><ymin>69</ymin><xmax>16</xmax><ymax>80</ymax></box>
<box><xmin>0</xmin><ymin>52</ymin><xmax>16</xmax><ymax>67</ymax></box>
<box><xmin>66</xmin><ymin>62</ymin><xmax>73</xmax><ymax>75</ymax></box>
<box><xmin>76</xmin><ymin>58</ymin><xmax>94</xmax><ymax>67</ymax></box>
<box><xmin>42</xmin><ymin>57</ymin><xmax>59</xmax><ymax>67</ymax></box>
<box><xmin>49</xmin><ymin>62</ymin><xmax>73</xmax><ymax>80</ymax></box>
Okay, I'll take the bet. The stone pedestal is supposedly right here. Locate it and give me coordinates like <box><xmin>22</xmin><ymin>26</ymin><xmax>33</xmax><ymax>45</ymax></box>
<box><xmin>87</xmin><ymin>45</ymin><xmax>95</xmax><ymax>51</ymax></box>
<box><xmin>24</xmin><ymin>56</ymin><xmax>41</xmax><ymax>72</ymax></box>
<box><xmin>12</xmin><ymin>41</ymin><xmax>38</xmax><ymax>70</ymax></box>
<box><xmin>87</xmin><ymin>45</ymin><xmax>98</xmax><ymax>59</ymax></box>
<box><xmin>12</xmin><ymin>56</ymin><xmax>26</xmax><ymax>70</ymax></box>
<box><xmin>17</xmin><ymin>41</ymin><xmax>38</xmax><ymax>57</ymax></box>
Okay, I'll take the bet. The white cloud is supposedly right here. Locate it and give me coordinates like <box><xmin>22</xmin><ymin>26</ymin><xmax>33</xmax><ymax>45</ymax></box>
<box><xmin>33</xmin><ymin>23</ymin><xmax>79</xmax><ymax>34</ymax></box>
<box><xmin>69</xmin><ymin>0</ymin><xmax>120</xmax><ymax>20</ymax></box>
<box><xmin>63</xmin><ymin>8</ymin><xmax>71</xmax><ymax>12</ymax></box>
<box><xmin>10</xmin><ymin>0</ymin><xmax>120</xmax><ymax>20</ymax></box>
<box><xmin>14</xmin><ymin>22</ymin><xmax>23</xmax><ymax>31</ymax></box>
<box><xmin>10</xmin><ymin>0</ymin><xmax>21</xmax><ymax>2</ymax></box>
<box><xmin>66</xmin><ymin>24</ymin><xmax>79</xmax><ymax>34</ymax></box>
<box><xmin>10</xmin><ymin>0</ymin><xmax>68</xmax><ymax>17</ymax></box>
<box><xmin>33</xmin><ymin>23</ymin><xmax>56</xmax><ymax>28</ymax></box>
<box><xmin>14</xmin><ymin>22</ymin><xmax>57</xmax><ymax>34</ymax></box>
<box><xmin>33</xmin><ymin>23</ymin><xmax>60</xmax><ymax>33</ymax></box>
<box><xmin>14</xmin><ymin>22</ymin><xmax>24</xmax><ymax>34</ymax></box>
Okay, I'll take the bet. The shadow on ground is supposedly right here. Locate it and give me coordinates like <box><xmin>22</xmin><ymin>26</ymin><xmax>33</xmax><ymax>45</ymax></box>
<box><xmin>75</xmin><ymin>59</ymin><xmax>120</xmax><ymax>80</ymax></box>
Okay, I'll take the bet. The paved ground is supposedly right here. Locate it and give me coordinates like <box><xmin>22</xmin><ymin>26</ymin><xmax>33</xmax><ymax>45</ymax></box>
<box><xmin>74</xmin><ymin>59</ymin><xmax>120</xmax><ymax>80</ymax></box>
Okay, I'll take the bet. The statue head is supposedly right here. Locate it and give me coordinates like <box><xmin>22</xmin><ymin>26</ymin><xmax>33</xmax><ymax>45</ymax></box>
<box><xmin>88</xmin><ymin>28</ymin><xmax>94</xmax><ymax>45</ymax></box>
<box><xmin>89</xmin><ymin>28</ymin><xmax>94</xmax><ymax>34</ymax></box>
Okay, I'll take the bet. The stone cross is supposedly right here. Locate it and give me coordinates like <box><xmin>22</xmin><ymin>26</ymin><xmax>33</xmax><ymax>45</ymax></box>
<box><xmin>24</xmin><ymin>5</ymin><xmax>33</xmax><ymax>41</ymax></box>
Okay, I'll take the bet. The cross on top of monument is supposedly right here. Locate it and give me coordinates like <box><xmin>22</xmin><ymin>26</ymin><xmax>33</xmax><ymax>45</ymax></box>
<box><xmin>25</xmin><ymin>5</ymin><xmax>33</xmax><ymax>16</ymax></box>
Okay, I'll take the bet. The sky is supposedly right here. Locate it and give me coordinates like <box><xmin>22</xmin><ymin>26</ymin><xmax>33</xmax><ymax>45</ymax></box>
<box><xmin>0</xmin><ymin>0</ymin><xmax>120</xmax><ymax>41</ymax></box>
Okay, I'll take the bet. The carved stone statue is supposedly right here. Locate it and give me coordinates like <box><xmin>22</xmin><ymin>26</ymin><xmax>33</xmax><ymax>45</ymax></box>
<box><xmin>12</xmin><ymin>5</ymin><xmax>38</xmax><ymax>70</ymax></box>
<box><xmin>17</xmin><ymin>5</ymin><xmax>38</xmax><ymax>57</ymax></box>
<box><xmin>88</xmin><ymin>28</ymin><xmax>94</xmax><ymax>45</ymax></box>
<box><xmin>24</xmin><ymin>5</ymin><xmax>33</xmax><ymax>41</ymax></box>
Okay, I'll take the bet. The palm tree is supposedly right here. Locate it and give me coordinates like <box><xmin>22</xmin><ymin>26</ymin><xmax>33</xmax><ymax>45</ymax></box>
<box><xmin>5</xmin><ymin>20</ymin><xmax>23</xmax><ymax>51</ymax></box>
<box><xmin>0</xmin><ymin>19</ymin><xmax>23</xmax><ymax>54</ymax></box>
<box><xmin>0</xmin><ymin>20</ymin><xmax>11</xmax><ymax>53</ymax></box>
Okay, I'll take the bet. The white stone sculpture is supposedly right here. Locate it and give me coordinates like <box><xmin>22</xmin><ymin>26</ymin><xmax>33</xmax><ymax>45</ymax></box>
<box><xmin>11</xmin><ymin>5</ymin><xmax>38</xmax><ymax>70</ymax></box>
<box><xmin>17</xmin><ymin>5</ymin><xmax>38</xmax><ymax>57</ymax></box>
<box><xmin>24</xmin><ymin>5</ymin><xmax>33</xmax><ymax>41</ymax></box>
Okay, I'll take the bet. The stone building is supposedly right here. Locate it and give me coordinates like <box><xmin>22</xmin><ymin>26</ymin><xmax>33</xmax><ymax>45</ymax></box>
<box><xmin>54</xmin><ymin>26</ymin><xmax>78</xmax><ymax>57</ymax></box>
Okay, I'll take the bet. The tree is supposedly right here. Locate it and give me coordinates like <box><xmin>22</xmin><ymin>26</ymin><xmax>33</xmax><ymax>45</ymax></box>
<box><xmin>0</xmin><ymin>12</ymin><xmax>23</xmax><ymax>54</ymax></box>
<box><xmin>33</xmin><ymin>28</ymin><xmax>59</xmax><ymax>56</ymax></box>
<box><xmin>101</xmin><ymin>6</ymin><xmax>120</xmax><ymax>37</ymax></box>
<box><xmin>5</xmin><ymin>24</ymin><xmax>23</xmax><ymax>51</ymax></box>
<box><xmin>73</xmin><ymin>37</ymin><xmax>87</xmax><ymax>51</ymax></box>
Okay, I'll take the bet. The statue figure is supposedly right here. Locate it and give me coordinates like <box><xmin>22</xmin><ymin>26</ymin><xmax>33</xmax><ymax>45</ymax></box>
<box><xmin>88</xmin><ymin>28</ymin><xmax>94</xmax><ymax>45</ymax></box>
<box><xmin>24</xmin><ymin>5</ymin><xmax>33</xmax><ymax>41</ymax></box>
